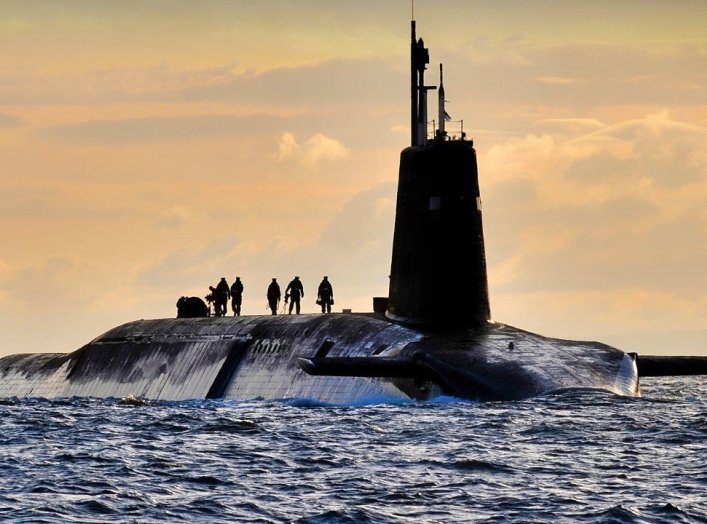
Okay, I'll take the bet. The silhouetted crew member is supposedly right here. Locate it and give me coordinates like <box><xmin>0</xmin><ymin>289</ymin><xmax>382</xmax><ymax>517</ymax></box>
<box><xmin>206</xmin><ymin>286</ymin><xmax>217</xmax><ymax>316</ymax></box>
<box><xmin>267</xmin><ymin>278</ymin><xmax>281</xmax><ymax>315</ymax></box>
<box><xmin>215</xmin><ymin>277</ymin><xmax>230</xmax><ymax>317</ymax></box>
<box><xmin>285</xmin><ymin>276</ymin><xmax>304</xmax><ymax>315</ymax></box>
<box><xmin>317</xmin><ymin>276</ymin><xmax>334</xmax><ymax>314</ymax></box>
<box><xmin>230</xmin><ymin>277</ymin><xmax>244</xmax><ymax>316</ymax></box>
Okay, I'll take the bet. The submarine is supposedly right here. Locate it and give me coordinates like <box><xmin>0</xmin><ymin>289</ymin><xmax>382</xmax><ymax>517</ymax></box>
<box><xmin>1</xmin><ymin>21</ymin><xmax>705</xmax><ymax>403</ymax></box>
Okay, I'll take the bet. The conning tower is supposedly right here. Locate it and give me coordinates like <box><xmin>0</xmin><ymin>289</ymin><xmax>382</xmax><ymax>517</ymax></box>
<box><xmin>387</xmin><ymin>20</ymin><xmax>490</xmax><ymax>327</ymax></box>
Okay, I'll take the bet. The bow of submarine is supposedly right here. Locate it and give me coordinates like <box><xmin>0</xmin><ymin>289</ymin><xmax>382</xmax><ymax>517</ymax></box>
<box><xmin>298</xmin><ymin>318</ymin><xmax>640</xmax><ymax>401</ymax></box>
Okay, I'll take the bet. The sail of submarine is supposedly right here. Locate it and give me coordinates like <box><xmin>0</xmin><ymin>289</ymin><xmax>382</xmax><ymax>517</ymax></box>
<box><xmin>2</xmin><ymin>20</ymin><xmax>703</xmax><ymax>403</ymax></box>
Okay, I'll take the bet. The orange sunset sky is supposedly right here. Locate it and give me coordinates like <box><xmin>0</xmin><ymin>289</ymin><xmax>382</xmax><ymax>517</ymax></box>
<box><xmin>1</xmin><ymin>0</ymin><xmax>706</xmax><ymax>357</ymax></box>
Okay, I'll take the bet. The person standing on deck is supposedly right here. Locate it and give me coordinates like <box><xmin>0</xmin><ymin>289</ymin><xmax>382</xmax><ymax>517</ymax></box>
<box><xmin>285</xmin><ymin>276</ymin><xmax>304</xmax><ymax>315</ymax></box>
<box><xmin>214</xmin><ymin>277</ymin><xmax>230</xmax><ymax>317</ymax></box>
<box><xmin>230</xmin><ymin>277</ymin><xmax>244</xmax><ymax>316</ymax></box>
<box><xmin>317</xmin><ymin>276</ymin><xmax>334</xmax><ymax>314</ymax></box>
<box><xmin>267</xmin><ymin>278</ymin><xmax>281</xmax><ymax>315</ymax></box>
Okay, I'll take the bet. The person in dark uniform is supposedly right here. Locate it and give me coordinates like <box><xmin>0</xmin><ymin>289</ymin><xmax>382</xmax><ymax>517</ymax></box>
<box><xmin>230</xmin><ymin>277</ymin><xmax>244</xmax><ymax>316</ymax></box>
<box><xmin>205</xmin><ymin>286</ymin><xmax>217</xmax><ymax>316</ymax></box>
<box><xmin>267</xmin><ymin>278</ymin><xmax>281</xmax><ymax>315</ymax></box>
<box><xmin>215</xmin><ymin>277</ymin><xmax>230</xmax><ymax>317</ymax></box>
<box><xmin>285</xmin><ymin>276</ymin><xmax>304</xmax><ymax>314</ymax></box>
<box><xmin>317</xmin><ymin>276</ymin><xmax>334</xmax><ymax>313</ymax></box>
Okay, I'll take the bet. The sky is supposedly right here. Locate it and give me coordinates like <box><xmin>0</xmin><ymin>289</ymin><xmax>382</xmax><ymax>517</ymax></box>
<box><xmin>0</xmin><ymin>0</ymin><xmax>706</xmax><ymax>357</ymax></box>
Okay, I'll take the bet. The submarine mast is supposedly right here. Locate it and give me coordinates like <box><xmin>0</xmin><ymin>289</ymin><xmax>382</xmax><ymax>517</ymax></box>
<box><xmin>387</xmin><ymin>20</ymin><xmax>491</xmax><ymax>327</ymax></box>
<box><xmin>410</xmin><ymin>20</ymin><xmax>417</xmax><ymax>146</ymax></box>
<box><xmin>438</xmin><ymin>64</ymin><xmax>447</xmax><ymax>138</ymax></box>
<box><xmin>410</xmin><ymin>20</ymin><xmax>436</xmax><ymax>146</ymax></box>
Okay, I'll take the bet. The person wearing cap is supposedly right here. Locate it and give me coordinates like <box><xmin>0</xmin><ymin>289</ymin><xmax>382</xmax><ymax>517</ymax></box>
<box><xmin>230</xmin><ymin>277</ymin><xmax>244</xmax><ymax>316</ymax></box>
<box><xmin>214</xmin><ymin>277</ymin><xmax>230</xmax><ymax>317</ymax></box>
<box><xmin>285</xmin><ymin>276</ymin><xmax>304</xmax><ymax>314</ymax></box>
<box><xmin>317</xmin><ymin>276</ymin><xmax>334</xmax><ymax>314</ymax></box>
<box><xmin>266</xmin><ymin>278</ymin><xmax>281</xmax><ymax>315</ymax></box>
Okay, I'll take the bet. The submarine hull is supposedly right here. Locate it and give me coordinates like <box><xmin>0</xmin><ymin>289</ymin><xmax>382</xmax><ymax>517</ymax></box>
<box><xmin>0</xmin><ymin>313</ymin><xmax>639</xmax><ymax>403</ymax></box>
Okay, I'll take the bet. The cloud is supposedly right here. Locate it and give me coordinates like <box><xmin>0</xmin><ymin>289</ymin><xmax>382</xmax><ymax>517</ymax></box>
<box><xmin>318</xmin><ymin>181</ymin><xmax>395</xmax><ymax>252</ymax></box>
<box><xmin>492</xmin><ymin>286</ymin><xmax>707</xmax><ymax>354</ymax></box>
<box><xmin>0</xmin><ymin>113</ymin><xmax>24</xmax><ymax>128</ymax></box>
<box><xmin>259</xmin><ymin>181</ymin><xmax>396</xmax><ymax>304</ymax></box>
<box><xmin>535</xmin><ymin>118</ymin><xmax>606</xmax><ymax>136</ymax></box>
<box><xmin>277</xmin><ymin>132</ymin><xmax>299</xmax><ymax>161</ymax></box>
<box><xmin>566</xmin><ymin>112</ymin><xmax>707</xmax><ymax>188</ymax></box>
<box><xmin>132</xmin><ymin>181</ymin><xmax>396</xmax><ymax>313</ymax></box>
<box><xmin>156</xmin><ymin>206</ymin><xmax>198</xmax><ymax>229</ymax></box>
<box><xmin>0</xmin><ymin>187</ymin><xmax>125</xmax><ymax>221</ymax></box>
<box><xmin>27</xmin><ymin>58</ymin><xmax>404</xmax><ymax>150</ymax></box>
<box><xmin>38</xmin><ymin>113</ymin><xmax>290</xmax><ymax>145</ymax></box>
<box><xmin>434</xmin><ymin>41</ymin><xmax>707</xmax><ymax>141</ymax></box>
<box><xmin>0</xmin><ymin>254</ymin><xmax>106</xmax><ymax>310</ymax></box>
<box><xmin>135</xmin><ymin>236</ymin><xmax>239</xmax><ymax>292</ymax></box>
<box><xmin>0</xmin><ymin>58</ymin><xmax>402</xmax><ymax>109</ymax></box>
<box><xmin>483</xmin><ymin>112</ymin><xmax>707</xmax><ymax>194</ymax></box>
<box><xmin>0</xmin><ymin>62</ymin><xmax>244</xmax><ymax>106</ymax></box>
<box><xmin>482</xmin><ymin>113</ymin><xmax>707</xmax><ymax>307</ymax></box>
<box><xmin>302</xmin><ymin>134</ymin><xmax>350</xmax><ymax>168</ymax></box>
<box><xmin>536</xmin><ymin>77</ymin><xmax>576</xmax><ymax>86</ymax></box>
<box><xmin>277</xmin><ymin>132</ymin><xmax>350</xmax><ymax>169</ymax></box>
<box><xmin>390</xmin><ymin>124</ymin><xmax>407</xmax><ymax>136</ymax></box>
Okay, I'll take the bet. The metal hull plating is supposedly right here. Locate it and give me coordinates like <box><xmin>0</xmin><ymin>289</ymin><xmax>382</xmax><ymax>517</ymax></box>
<box><xmin>0</xmin><ymin>313</ymin><xmax>638</xmax><ymax>403</ymax></box>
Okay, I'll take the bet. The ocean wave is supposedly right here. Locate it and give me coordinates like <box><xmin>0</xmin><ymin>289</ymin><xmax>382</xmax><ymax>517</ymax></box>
<box><xmin>0</xmin><ymin>376</ymin><xmax>703</xmax><ymax>522</ymax></box>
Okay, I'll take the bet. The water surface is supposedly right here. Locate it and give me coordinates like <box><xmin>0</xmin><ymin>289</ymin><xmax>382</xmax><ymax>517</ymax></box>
<box><xmin>1</xmin><ymin>377</ymin><xmax>705</xmax><ymax>522</ymax></box>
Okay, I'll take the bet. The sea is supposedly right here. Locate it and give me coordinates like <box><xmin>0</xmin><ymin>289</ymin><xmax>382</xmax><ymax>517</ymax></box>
<box><xmin>0</xmin><ymin>376</ymin><xmax>705</xmax><ymax>523</ymax></box>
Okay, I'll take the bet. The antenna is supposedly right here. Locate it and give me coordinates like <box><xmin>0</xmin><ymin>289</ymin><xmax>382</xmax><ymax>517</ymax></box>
<box><xmin>411</xmin><ymin>0</ymin><xmax>414</xmax><ymax>20</ymax></box>
<box><xmin>410</xmin><ymin>16</ymin><xmax>434</xmax><ymax>146</ymax></box>
<box><xmin>438</xmin><ymin>63</ymin><xmax>446</xmax><ymax>137</ymax></box>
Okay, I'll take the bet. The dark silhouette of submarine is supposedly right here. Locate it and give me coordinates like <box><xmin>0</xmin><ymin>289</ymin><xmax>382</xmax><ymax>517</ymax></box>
<box><xmin>1</xmin><ymin>21</ymin><xmax>705</xmax><ymax>403</ymax></box>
